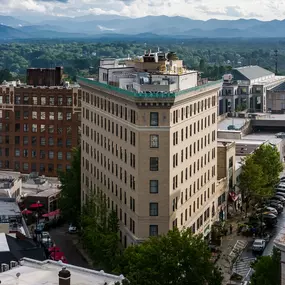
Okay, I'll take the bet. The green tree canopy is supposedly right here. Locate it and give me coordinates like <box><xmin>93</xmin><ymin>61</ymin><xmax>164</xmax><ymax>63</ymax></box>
<box><xmin>81</xmin><ymin>192</ymin><xmax>120</xmax><ymax>271</ymax></box>
<box><xmin>239</xmin><ymin>155</ymin><xmax>269</xmax><ymax>205</ymax></box>
<box><xmin>252</xmin><ymin>144</ymin><xmax>283</xmax><ymax>187</ymax></box>
<box><xmin>250</xmin><ymin>247</ymin><xmax>281</xmax><ymax>285</ymax></box>
<box><xmin>58</xmin><ymin>147</ymin><xmax>81</xmax><ymax>226</ymax></box>
<box><xmin>117</xmin><ymin>228</ymin><xmax>222</xmax><ymax>285</ymax></box>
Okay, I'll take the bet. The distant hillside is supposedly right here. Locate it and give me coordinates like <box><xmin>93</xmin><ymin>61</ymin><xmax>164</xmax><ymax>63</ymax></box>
<box><xmin>2</xmin><ymin>14</ymin><xmax>285</xmax><ymax>39</ymax></box>
<box><xmin>0</xmin><ymin>24</ymin><xmax>30</xmax><ymax>39</ymax></box>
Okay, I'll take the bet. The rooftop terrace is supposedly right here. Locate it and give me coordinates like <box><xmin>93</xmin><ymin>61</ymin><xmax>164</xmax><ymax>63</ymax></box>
<box><xmin>77</xmin><ymin>76</ymin><xmax>222</xmax><ymax>99</ymax></box>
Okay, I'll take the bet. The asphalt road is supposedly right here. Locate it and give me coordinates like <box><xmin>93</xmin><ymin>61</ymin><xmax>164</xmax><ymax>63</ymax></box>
<box><xmin>237</xmin><ymin>210</ymin><xmax>285</xmax><ymax>282</ymax></box>
<box><xmin>48</xmin><ymin>226</ymin><xmax>91</xmax><ymax>269</ymax></box>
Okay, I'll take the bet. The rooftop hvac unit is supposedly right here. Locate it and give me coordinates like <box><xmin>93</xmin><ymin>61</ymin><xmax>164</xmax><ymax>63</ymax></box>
<box><xmin>223</xmin><ymin>74</ymin><xmax>233</xmax><ymax>81</ymax></box>
<box><xmin>10</xmin><ymin>261</ymin><xmax>18</xmax><ymax>268</ymax></box>
<box><xmin>1</xmin><ymin>263</ymin><xmax>9</xmax><ymax>272</ymax></box>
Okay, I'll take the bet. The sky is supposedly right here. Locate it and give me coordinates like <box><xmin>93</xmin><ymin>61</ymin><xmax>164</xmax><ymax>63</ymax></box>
<box><xmin>0</xmin><ymin>0</ymin><xmax>285</xmax><ymax>21</ymax></box>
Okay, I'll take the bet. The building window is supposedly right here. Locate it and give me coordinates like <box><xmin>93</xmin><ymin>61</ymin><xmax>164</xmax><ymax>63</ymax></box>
<box><xmin>150</xmin><ymin>134</ymin><xmax>159</xmax><ymax>148</ymax></box>
<box><xmin>23</xmin><ymin>136</ymin><xmax>28</xmax><ymax>145</ymax></box>
<box><xmin>40</xmin><ymin>137</ymin><xmax>45</xmax><ymax>146</ymax></box>
<box><xmin>32</xmin><ymin>111</ymin><xmax>37</xmax><ymax>119</ymax></box>
<box><xmin>149</xmin><ymin>225</ymin><xmax>158</xmax><ymax>236</ymax></box>
<box><xmin>23</xmin><ymin>124</ymin><xmax>29</xmax><ymax>132</ymax></box>
<box><xmin>49</xmin><ymin>112</ymin><xmax>54</xmax><ymax>120</ymax></box>
<box><xmin>32</xmin><ymin>96</ymin><xmax>37</xmax><ymax>105</ymax></box>
<box><xmin>23</xmin><ymin>96</ymin><xmax>29</xmax><ymax>105</ymax></box>
<box><xmin>31</xmin><ymin>150</ymin><xmax>36</xmax><ymax>158</ymax></box>
<box><xmin>58</xmin><ymin>112</ymin><xmax>63</xmax><ymax>120</ymax></box>
<box><xmin>23</xmin><ymin>163</ymin><xmax>29</xmax><ymax>171</ymax></box>
<box><xmin>40</xmin><ymin>150</ymin><xmax>45</xmax><ymax>159</ymax></box>
<box><xmin>49</xmin><ymin>97</ymin><xmax>54</xmax><ymax>106</ymax></box>
<box><xmin>57</xmin><ymin>152</ymin><xmax>62</xmax><ymax>160</ymax></box>
<box><xmin>48</xmin><ymin>125</ymin><xmax>54</xmax><ymax>133</ymax></box>
<box><xmin>150</xmin><ymin>157</ymin><xmax>159</xmax><ymax>171</ymax></box>
<box><xmin>66</xmin><ymin>112</ymin><xmax>72</xmax><ymax>120</ymax></box>
<box><xmin>40</xmin><ymin>112</ymin><xmax>45</xmax><ymax>120</ymax></box>
<box><xmin>67</xmin><ymin>96</ymin><xmax>72</xmax><ymax>106</ymax></box>
<box><xmin>40</xmin><ymin>124</ymin><xmax>45</xmax><ymax>133</ymax></box>
<box><xmin>66</xmin><ymin>152</ymin><xmax>71</xmax><ymax>160</ymax></box>
<box><xmin>41</xmin><ymin>97</ymin><xmax>46</xmax><ymax>105</ymax></box>
<box><xmin>48</xmin><ymin>151</ymin><xmax>54</xmax><ymax>159</ymax></box>
<box><xmin>24</xmin><ymin>111</ymin><xmax>29</xmax><ymax>119</ymax></box>
<box><xmin>66</xmin><ymin>139</ymin><xmax>71</xmax><ymax>147</ymax></box>
<box><xmin>48</xmin><ymin>137</ymin><xmax>54</xmax><ymax>146</ymax></box>
<box><xmin>32</xmin><ymin>124</ymin><xmax>37</xmax><ymax>133</ymax></box>
<box><xmin>58</xmin><ymin>96</ymin><xmax>63</xmax><ymax>105</ymax></box>
<box><xmin>15</xmin><ymin>96</ymin><xmax>20</xmax><ymax>104</ymax></box>
<box><xmin>150</xmin><ymin>180</ymin><xmax>159</xmax><ymax>193</ymax></box>
<box><xmin>15</xmin><ymin>149</ymin><xmax>20</xmax><ymax>157</ymax></box>
<box><xmin>150</xmin><ymin>112</ymin><xmax>159</xmax><ymax>126</ymax></box>
<box><xmin>149</xmin><ymin>202</ymin><xmax>158</xmax><ymax>216</ymax></box>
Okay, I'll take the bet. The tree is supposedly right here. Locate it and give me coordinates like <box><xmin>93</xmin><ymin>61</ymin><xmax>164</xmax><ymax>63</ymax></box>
<box><xmin>250</xmin><ymin>247</ymin><xmax>281</xmax><ymax>285</ymax></box>
<box><xmin>58</xmin><ymin>147</ymin><xmax>81</xmax><ymax>226</ymax></box>
<box><xmin>81</xmin><ymin>192</ymin><xmax>120</xmax><ymax>271</ymax></box>
<box><xmin>239</xmin><ymin>155</ymin><xmax>269</xmax><ymax>213</ymax></box>
<box><xmin>252</xmin><ymin>144</ymin><xmax>283</xmax><ymax>188</ymax></box>
<box><xmin>0</xmin><ymin>69</ymin><xmax>13</xmax><ymax>82</ymax></box>
<box><xmin>117</xmin><ymin>228</ymin><xmax>223</xmax><ymax>285</ymax></box>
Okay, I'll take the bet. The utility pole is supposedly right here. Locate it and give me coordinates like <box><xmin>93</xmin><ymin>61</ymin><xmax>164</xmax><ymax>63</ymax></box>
<box><xmin>274</xmin><ymin>49</ymin><xmax>278</xmax><ymax>74</ymax></box>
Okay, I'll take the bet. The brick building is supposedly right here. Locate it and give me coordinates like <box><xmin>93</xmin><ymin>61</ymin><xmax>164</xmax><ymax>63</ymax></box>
<box><xmin>27</xmin><ymin>67</ymin><xmax>63</xmax><ymax>87</ymax></box>
<box><xmin>0</xmin><ymin>74</ymin><xmax>81</xmax><ymax>177</ymax></box>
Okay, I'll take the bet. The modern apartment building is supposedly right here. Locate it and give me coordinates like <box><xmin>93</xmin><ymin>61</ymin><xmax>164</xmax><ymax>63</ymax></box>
<box><xmin>0</xmin><ymin>68</ymin><xmax>81</xmax><ymax>177</ymax></box>
<box><xmin>219</xmin><ymin>66</ymin><xmax>285</xmax><ymax>115</ymax></box>
<box><xmin>267</xmin><ymin>82</ymin><xmax>285</xmax><ymax>113</ymax></box>
<box><xmin>79</xmin><ymin>52</ymin><xmax>222</xmax><ymax>246</ymax></box>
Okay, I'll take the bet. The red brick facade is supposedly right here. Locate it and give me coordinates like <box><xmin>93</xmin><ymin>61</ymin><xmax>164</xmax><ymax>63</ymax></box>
<box><xmin>0</xmin><ymin>84</ymin><xmax>81</xmax><ymax>176</ymax></box>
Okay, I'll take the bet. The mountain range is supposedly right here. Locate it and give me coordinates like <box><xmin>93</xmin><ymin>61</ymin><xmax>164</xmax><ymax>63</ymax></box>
<box><xmin>1</xmin><ymin>14</ymin><xmax>285</xmax><ymax>39</ymax></box>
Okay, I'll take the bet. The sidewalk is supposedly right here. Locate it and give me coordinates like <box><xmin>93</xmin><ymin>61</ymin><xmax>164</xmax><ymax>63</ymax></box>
<box><xmin>216</xmin><ymin>218</ymin><xmax>252</xmax><ymax>285</ymax></box>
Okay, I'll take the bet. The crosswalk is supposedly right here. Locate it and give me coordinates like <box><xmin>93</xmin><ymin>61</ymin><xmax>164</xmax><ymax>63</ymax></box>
<box><xmin>233</xmin><ymin>257</ymin><xmax>256</xmax><ymax>278</ymax></box>
<box><xmin>229</xmin><ymin>240</ymin><xmax>248</xmax><ymax>259</ymax></box>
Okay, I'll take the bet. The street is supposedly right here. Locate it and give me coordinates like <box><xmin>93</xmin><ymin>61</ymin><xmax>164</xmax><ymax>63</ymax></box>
<box><xmin>234</xmin><ymin>210</ymin><xmax>285</xmax><ymax>282</ymax></box>
<box><xmin>49</xmin><ymin>225</ymin><xmax>91</xmax><ymax>269</ymax></box>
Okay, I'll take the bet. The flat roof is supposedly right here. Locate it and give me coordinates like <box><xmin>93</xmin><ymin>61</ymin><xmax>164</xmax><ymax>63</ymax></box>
<box><xmin>0</xmin><ymin>199</ymin><xmax>21</xmax><ymax>217</ymax></box>
<box><xmin>77</xmin><ymin>76</ymin><xmax>222</xmax><ymax>99</ymax></box>
<box><xmin>218</xmin><ymin>118</ymin><xmax>247</xmax><ymax>130</ymax></box>
<box><xmin>31</xmin><ymin>188</ymin><xmax>61</xmax><ymax>198</ymax></box>
<box><xmin>0</xmin><ymin>258</ymin><xmax>124</xmax><ymax>285</ymax></box>
<box><xmin>0</xmin><ymin>233</ymin><xmax>9</xmax><ymax>252</ymax></box>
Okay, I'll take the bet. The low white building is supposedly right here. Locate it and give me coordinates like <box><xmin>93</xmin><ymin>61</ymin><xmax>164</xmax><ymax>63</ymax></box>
<box><xmin>0</xmin><ymin>171</ymin><xmax>22</xmax><ymax>200</ymax></box>
<box><xmin>0</xmin><ymin>258</ymin><xmax>125</xmax><ymax>285</ymax></box>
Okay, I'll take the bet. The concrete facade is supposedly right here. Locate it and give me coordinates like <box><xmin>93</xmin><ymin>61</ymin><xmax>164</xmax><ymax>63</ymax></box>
<box><xmin>219</xmin><ymin>67</ymin><xmax>285</xmax><ymax>115</ymax></box>
<box><xmin>79</xmin><ymin>63</ymin><xmax>222</xmax><ymax>246</ymax></box>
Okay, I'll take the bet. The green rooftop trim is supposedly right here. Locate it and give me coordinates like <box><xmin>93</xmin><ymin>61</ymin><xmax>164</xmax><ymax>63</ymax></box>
<box><xmin>77</xmin><ymin>76</ymin><xmax>222</xmax><ymax>99</ymax></box>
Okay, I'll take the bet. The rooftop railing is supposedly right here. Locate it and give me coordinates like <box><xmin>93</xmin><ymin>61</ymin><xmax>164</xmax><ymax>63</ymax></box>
<box><xmin>77</xmin><ymin>76</ymin><xmax>222</xmax><ymax>99</ymax></box>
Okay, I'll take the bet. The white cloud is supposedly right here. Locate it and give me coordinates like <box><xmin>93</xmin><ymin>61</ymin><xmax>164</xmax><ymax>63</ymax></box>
<box><xmin>0</xmin><ymin>0</ymin><xmax>284</xmax><ymax>21</ymax></box>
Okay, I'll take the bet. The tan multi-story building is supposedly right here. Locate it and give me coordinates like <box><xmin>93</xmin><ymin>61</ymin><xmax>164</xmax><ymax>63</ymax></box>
<box><xmin>79</xmin><ymin>52</ymin><xmax>222</xmax><ymax>246</ymax></box>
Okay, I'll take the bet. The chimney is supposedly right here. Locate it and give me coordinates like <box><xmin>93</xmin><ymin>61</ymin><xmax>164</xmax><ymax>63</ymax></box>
<box><xmin>58</xmin><ymin>267</ymin><xmax>71</xmax><ymax>285</ymax></box>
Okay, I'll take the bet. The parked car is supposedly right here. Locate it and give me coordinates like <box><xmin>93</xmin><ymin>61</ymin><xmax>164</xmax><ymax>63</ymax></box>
<box><xmin>280</xmin><ymin>177</ymin><xmax>285</xmax><ymax>182</ymax></box>
<box><xmin>68</xmin><ymin>224</ymin><xmax>77</xmax><ymax>234</ymax></box>
<box><xmin>270</xmin><ymin>196</ymin><xmax>285</xmax><ymax>205</ymax></box>
<box><xmin>275</xmin><ymin>195</ymin><xmax>285</xmax><ymax>202</ymax></box>
<box><xmin>277</xmin><ymin>183</ymin><xmax>285</xmax><ymax>190</ymax></box>
<box><xmin>264</xmin><ymin>206</ymin><xmax>278</xmax><ymax>215</ymax></box>
<box><xmin>257</xmin><ymin>207</ymin><xmax>278</xmax><ymax>216</ymax></box>
<box><xmin>252</xmin><ymin>239</ymin><xmax>266</xmax><ymax>252</ymax></box>
<box><xmin>275</xmin><ymin>188</ymin><xmax>285</xmax><ymax>193</ymax></box>
<box><xmin>276</xmin><ymin>192</ymin><xmax>285</xmax><ymax>198</ymax></box>
<box><xmin>35</xmin><ymin>222</ymin><xmax>45</xmax><ymax>232</ymax></box>
<box><xmin>266</xmin><ymin>201</ymin><xmax>283</xmax><ymax>213</ymax></box>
